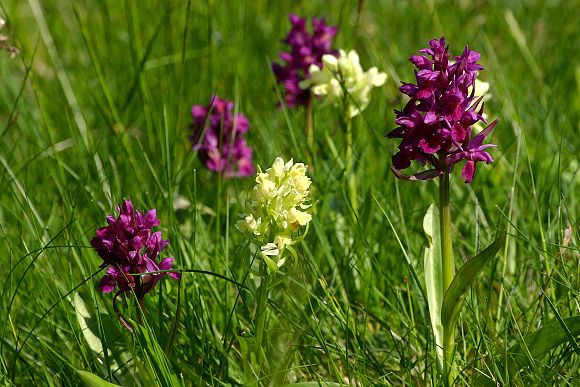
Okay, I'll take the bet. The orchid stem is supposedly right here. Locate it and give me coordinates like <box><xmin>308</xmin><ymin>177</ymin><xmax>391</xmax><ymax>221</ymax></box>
<box><xmin>440</xmin><ymin>171</ymin><xmax>456</xmax><ymax>386</ymax></box>
<box><xmin>254</xmin><ymin>260</ymin><xmax>271</xmax><ymax>376</ymax></box>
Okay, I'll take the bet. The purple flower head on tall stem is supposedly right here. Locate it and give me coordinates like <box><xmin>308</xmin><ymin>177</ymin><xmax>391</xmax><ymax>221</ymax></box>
<box><xmin>91</xmin><ymin>199</ymin><xmax>181</xmax><ymax>298</ymax></box>
<box><xmin>191</xmin><ymin>96</ymin><xmax>255</xmax><ymax>178</ymax></box>
<box><xmin>387</xmin><ymin>37</ymin><xmax>499</xmax><ymax>183</ymax></box>
<box><xmin>272</xmin><ymin>14</ymin><xmax>338</xmax><ymax>108</ymax></box>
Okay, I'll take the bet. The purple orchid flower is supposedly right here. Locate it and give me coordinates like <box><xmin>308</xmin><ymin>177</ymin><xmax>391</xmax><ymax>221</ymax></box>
<box><xmin>272</xmin><ymin>14</ymin><xmax>338</xmax><ymax>108</ymax></box>
<box><xmin>91</xmin><ymin>199</ymin><xmax>181</xmax><ymax>329</ymax></box>
<box><xmin>91</xmin><ymin>199</ymin><xmax>181</xmax><ymax>293</ymax></box>
<box><xmin>191</xmin><ymin>96</ymin><xmax>255</xmax><ymax>178</ymax></box>
<box><xmin>388</xmin><ymin>37</ymin><xmax>499</xmax><ymax>183</ymax></box>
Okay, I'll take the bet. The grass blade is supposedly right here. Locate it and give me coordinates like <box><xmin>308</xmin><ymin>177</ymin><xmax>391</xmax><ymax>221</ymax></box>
<box><xmin>76</xmin><ymin>370</ymin><xmax>121</xmax><ymax>387</ymax></box>
<box><xmin>508</xmin><ymin>316</ymin><xmax>580</xmax><ymax>375</ymax></box>
<box><xmin>133</xmin><ymin>319</ymin><xmax>182</xmax><ymax>387</ymax></box>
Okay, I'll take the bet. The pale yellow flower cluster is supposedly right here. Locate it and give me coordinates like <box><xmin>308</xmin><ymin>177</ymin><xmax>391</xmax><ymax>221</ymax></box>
<box><xmin>300</xmin><ymin>49</ymin><xmax>387</xmax><ymax>118</ymax></box>
<box><xmin>237</xmin><ymin>157</ymin><xmax>312</xmax><ymax>270</ymax></box>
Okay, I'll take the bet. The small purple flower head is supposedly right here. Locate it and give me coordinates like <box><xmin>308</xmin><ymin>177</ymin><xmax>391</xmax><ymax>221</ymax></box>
<box><xmin>191</xmin><ymin>96</ymin><xmax>255</xmax><ymax>178</ymax></box>
<box><xmin>272</xmin><ymin>14</ymin><xmax>338</xmax><ymax>108</ymax></box>
<box><xmin>91</xmin><ymin>199</ymin><xmax>181</xmax><ymax>296</ymax></box>
<box><xmin>387</xmin><ymin>37</ymin><xmax>499</xmax><ymax>183</ymax></box>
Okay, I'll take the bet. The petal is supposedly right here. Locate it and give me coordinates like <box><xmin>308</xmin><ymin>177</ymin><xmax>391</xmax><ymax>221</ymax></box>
<box><xmin>106</xmin><ymin>266</ymin><xmax>121</xmax><ymax>277</ymax></box>
<box><xmin>158</xmin><ymin>257</ymin><xmax>175</xmax><ymax>271</ymax></box>
<box><xmin>144</xmin><ymin>257</ymin><xmax>159</xmax><ymax>273</ymax></box>
<box><xmin>99</xmin><ymin>275</ymin><xmax>116</xmax><ymax>293</ymax></box>
<box><xmin>399</xmin><ymin>83</ymin><xmax>418</xmax><ymax>96</ymax></box>
<box><xmin>409</xmin><ymin>55</ymin><xmax>432</xmax><ymax>69</ymax></box>
<box><xmin>261</xmin><ymin>243</ymin><xmax>280</xmax><ymax>256</ymax></box>
<box><xmin>424</xmin><ymin>112</ymin><xmax>437</xmax><ymax>124</ymax></box>
<box><xmin>469</xmin><ymin>150</ymin><xmax>494</xmax><ymax>163</ymax></box>
<box><xmin>469</xmin><ymin>118</ymin><xmax>499</xmax><ymax>148</ymax></box>
<box><xmin>158</xmin><ymin>257</ymin><xmax>181</xmax><ymax>280</ymax></box>
<box><xmin>191</xmin><ymin>105</ymin><xmax>208</xmax><ymax>120</ymax></box>
<box><xmin>392</xmin><ymin>151</ymin><xmax>412</xmax><ymax>170</ymax></box>
<box><xmin>120</xmin><ymin>200</ymin><xmax>133</xmax><ymax>216</ymax></box>
<box><xmin>461</xmin><ymin>160</ymin><xmax>476</xmax><ymax>183</ymax></box>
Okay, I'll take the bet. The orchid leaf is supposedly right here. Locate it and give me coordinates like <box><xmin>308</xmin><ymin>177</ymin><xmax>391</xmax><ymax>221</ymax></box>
<box><xmin>237</xmin><ymin>333</ymin><xmax>258</xmax><ymax>378</ymax></box>
<box><xmin>76</xmin><ymin>370</ymin><xmax>120</xmax><ymax>387</ymax></box>
<box><xmin>508</xmin><ymin>316</ymin><xmax>580</xmax><ymax>375</ymax></box>
<box><xmin>422</xmin><ymin>204</ymin><xmax>444</xmax><ymax>371</ymax></box>
<box><xmin>71</xmin><ymin>293</ymin><xmax>105</xmax><ymax>355</ymax></box>
<box><xmin>441</xmin><ymin>233</ymin><xmax>505</xmax><ymax>329</ymax></box>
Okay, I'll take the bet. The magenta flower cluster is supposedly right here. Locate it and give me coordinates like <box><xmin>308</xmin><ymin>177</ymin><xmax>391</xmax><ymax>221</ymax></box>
<box><xmin>191</xmin><ymin>96</ymin><xmax>255</xmax><ymax>178</ymax></box>
<box><xmin>388</xmin><ymin>37</ymin><xmax>498</xmax><ymax>183</ymax></box>
<box><xmin>272</xmin><ymin>14</ymin><xmax>338</xmax><ymax>108</ymax></box>
<box><xmin>91</xmin><ymin>199</ymin><xmax>180</xmax><ymax>296</ymax></box>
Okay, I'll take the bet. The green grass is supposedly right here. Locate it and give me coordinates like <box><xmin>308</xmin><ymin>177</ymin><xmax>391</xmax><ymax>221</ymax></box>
<box><xmin>0</xmin><ymin>0</ymin><xmax>578</xmax><ymax>385</ymax></box>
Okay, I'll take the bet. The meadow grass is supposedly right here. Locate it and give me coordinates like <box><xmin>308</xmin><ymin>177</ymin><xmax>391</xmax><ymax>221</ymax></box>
<box><xmin>0</xmin><ymin>0</ymin><xmax>578</xmax><ymax>385</ymax></box>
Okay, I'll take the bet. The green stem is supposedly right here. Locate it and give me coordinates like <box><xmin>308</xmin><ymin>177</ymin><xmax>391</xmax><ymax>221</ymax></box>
<box><xmin>254</xmin><ymin>260</ymin><xmax>271</xmax><ymax>375</ymax></box>
<box><xmin>305</xmin><ymin>99</ymin><xmax>314</xmax><ymax>161</ymax></box>
<box><xmin>345</xmin><ymin>117</ymin><xmax>358</xmax><ymax>218</ymax></box>
<box><xmin>440</xmin><ymin>172</ymin><xmax>454</xmax><ymax>291</ymax></box>
<box><xmin>439</xmin><ymin>172</ymin><xmax>455</xmax><ymax>385</ymax></box>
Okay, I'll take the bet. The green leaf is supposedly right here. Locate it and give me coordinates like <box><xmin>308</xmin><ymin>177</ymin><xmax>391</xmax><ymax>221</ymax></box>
<box><xmin>508</xmin><ymin>316</ymin><xmax>580</xmax><ymax>375</ymax></box>
<box><xmin>441</xmin><ymin>233</ymin><xmax>505</xmax><ymax>329</ymax></box>
<box><xmin>236</xmin><ymin>332</ymin><xmax>258</xmax><ymax>380</ymax></box>
<box><xmin>422</xmin><ymin>204</ymin><xmax>444</xmax><ymax>370</ymax></box>
<box><xmin>76</xmin><ymin>370</ymin><xmax>120</xmax><ymax>387</ymax></box>
<box><xmin>71</xmin><ymin>293</ymin><xmax>104</xmax><ymax>355</ymax></box>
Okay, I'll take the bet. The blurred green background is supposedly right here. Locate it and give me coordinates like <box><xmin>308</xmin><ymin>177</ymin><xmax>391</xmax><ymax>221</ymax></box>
<box><xmin>0</xmin><ymin>0</ymin><xmax>578</xmax><ymax>385</ymax></box>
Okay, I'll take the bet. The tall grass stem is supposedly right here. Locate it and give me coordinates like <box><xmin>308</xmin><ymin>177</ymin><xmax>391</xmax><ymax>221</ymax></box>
<box><xmin>305</xmin><ymin>99</ymin><xmax>314</xmax><ymax>162</ymax></box>
<box><xmin>345</xmin><ymin>117</ymin><xmax>357</xmax><ymax>218</ymax></box>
